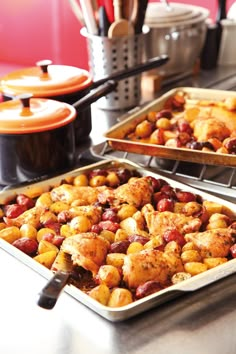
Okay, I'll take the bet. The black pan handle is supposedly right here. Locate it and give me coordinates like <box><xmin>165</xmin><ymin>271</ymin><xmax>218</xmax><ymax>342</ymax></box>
<box><xmin>72</xmin><ymin>79</ymin><xmax>118</xmax><ymax>110</ymax></box>
<box><xmin>37</xmin><ymin>271</ymin><xmax>70</xmax><ymax>310</ymax></box>
<box><xmin>90</xmin><ymin>55</ymin><xmax>169</xmax><ymax>89</ymax></box>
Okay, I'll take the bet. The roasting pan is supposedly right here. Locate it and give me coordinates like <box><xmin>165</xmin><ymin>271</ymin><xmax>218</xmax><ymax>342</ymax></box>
<box><xmin>0</xmin><ymin>158</ymin><xmax>235</xmax><ymax>322</ymax></box>
<box><xmin>104</xmin><ymin>87</ymin><xmax>236</xmax><ymax>167</ymax></box>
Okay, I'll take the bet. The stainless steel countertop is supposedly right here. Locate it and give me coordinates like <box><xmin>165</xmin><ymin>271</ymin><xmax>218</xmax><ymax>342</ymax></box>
<box><xmin>1</xmin><ymin>65</ymin><xmax>236</xmax><ymax>354</ymax></box>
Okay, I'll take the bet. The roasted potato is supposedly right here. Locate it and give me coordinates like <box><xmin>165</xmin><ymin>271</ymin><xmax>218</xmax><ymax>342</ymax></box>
<box><xmin>108</xmin><ymin>288</ymin><xmax>133</xmax><ymax>307</ymax></box>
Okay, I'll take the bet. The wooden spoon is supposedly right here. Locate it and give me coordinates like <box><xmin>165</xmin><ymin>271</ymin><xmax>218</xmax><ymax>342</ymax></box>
<box><xmin>122</xmin><ymin>0</ymin><xmax>134</xmax><ymax>20</ymax></box>
<box><xmin>108</xmin><ymin>0</ymin><xmax>134</xmax><ymax>38</ymax></box>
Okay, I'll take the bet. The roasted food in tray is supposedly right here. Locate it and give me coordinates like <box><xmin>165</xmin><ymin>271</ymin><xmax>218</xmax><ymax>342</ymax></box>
<box><xmin>0</xmin><ymin>159</ymin><xmax>236</xmax><ymax>321</ymax></box>
<box><xmin>104</xmin><ymin>87</ymin><xmax>236</xmax><ymax>166</ymax></box>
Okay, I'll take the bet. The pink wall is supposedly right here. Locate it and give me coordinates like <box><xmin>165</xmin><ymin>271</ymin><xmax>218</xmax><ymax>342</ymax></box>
<box><xmin>0</xmin><ymin>0</ymin><xmax>234</xmax><ymax>71</ymax></box>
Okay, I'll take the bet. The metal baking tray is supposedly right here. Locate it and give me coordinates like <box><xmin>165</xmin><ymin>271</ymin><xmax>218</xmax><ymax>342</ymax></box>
<box><xmin>0</xmin><ymin>158</ymin><xmax>236</xmax><ymax>322</ymax></box>
<box><xmin>104</xmin><ymin>87</ymin><xmax>236</xmax><ymax>167</ymax></box>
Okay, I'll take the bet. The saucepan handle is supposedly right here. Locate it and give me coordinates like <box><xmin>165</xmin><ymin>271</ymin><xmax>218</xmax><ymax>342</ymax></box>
<box><xmin>90</xmin><ymin>55</ymin><xmax>169</xmax><ymax>89</ymax></box>
<box><xmin>72</xmin><ymin>80</ymin><xmax>118</xmax><ymax>110</ymax></box>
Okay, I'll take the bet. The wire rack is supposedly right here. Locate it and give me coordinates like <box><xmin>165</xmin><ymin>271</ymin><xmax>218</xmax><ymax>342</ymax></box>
<box><xmin>79</xmin><ymin>141</ymin><xmax>236</xmax><ymax>202</ymax></box>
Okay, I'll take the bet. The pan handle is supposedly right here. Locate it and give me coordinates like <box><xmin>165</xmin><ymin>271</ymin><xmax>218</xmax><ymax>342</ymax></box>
<box><xmin>90</xmin><ymin>55</ymin><xmax>169</xmax><ymax>89</ymax></box>
<box><xmin>37</xmin><ymin>271</ymin><xmax>70</xmax><ymax>309</ymax></box>
<box><xmin>72</xmin><ymin>80</ymin><xmax>118</xmax><ymax>110</ymax></box>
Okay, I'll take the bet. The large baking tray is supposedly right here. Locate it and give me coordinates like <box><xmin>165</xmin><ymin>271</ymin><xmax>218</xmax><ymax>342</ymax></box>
<box><xmin>104</xmin><ymin>87</ymin><xmax>236</xmax><ymax>167</ymax></box>
<box><xmin>0</xmin><ymin>158</ymin><xmax>236</xmax><ymax>322</ymax></box>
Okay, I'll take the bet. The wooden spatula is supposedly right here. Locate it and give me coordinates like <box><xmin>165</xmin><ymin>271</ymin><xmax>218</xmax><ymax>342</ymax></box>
<box><xmin>108</xmin><ymin>0</ymin><xmax>134</xmax><ymax>38</ymax></box>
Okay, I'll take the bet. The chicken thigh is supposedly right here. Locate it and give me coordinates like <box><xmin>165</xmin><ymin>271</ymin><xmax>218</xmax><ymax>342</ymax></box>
<box><xmin>61</xmin><ymin>232</ymin><xmax>109</xmax><ymax>276</ymax></box>
<box><xmin>98</xmin><ymin>176</ymin><xmax>153</xmax><ymax>208</ymax></box>
<box><xmin>50</xmin><ymin>184</ymin><xmax>106</xmax><ymax>205</ymax></box>
<box><xmin>144</xmin><ymin>211</ymin><xmax>202</xmax><ymax>237</ymax></box>
<box><xmin>185</xmin><ymin>228</ymin><xmax>234</xmax><ymax>258</ymax></box>
<box><xmin>123</xmin><ymin>249</ymin><xmax>184</xmax><ymax>289</ymax></box>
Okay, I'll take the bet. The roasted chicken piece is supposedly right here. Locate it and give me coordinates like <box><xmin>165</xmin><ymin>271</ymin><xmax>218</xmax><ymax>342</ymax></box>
<box><xmin>185</xmin><ymin>228</ymin><xmax>234</xmax><ymax>258</ymax></box>
<box><xmin>98</xmin><ymin>177</ymin><xmax>153</xmax><ymax>208</ymax></box>
<box><xmin>193</xmin><ymin>118</ymin><xmax>231</xmax><ymax>142</ymax></box>
<box><xmin>50</xmin><ymin>184</ymin><xmax>107</xmax><ymax>205</ymax></box>
<box><xmin>61</xmin><ymin>232</ymin><xmax>109</xmax><ymax>276</ymax></box>
<box><xmin>144</xmin><ymin>211</ymin><xmax>202</xmax><ymax>237</ymax></box>
<box><xmin>67</xmin><ymin>205</ymin><xmax>102</xmax><ymax>225</ymax></box>
<box><xmin>123</xmin><ymin>249</ymin><xmax>184</xmax><ymax>289</ymax></box>
<box><xmin>4</xmin><ymin>206</ymin><xmax>46</xmax><ymax>228</ymax></box>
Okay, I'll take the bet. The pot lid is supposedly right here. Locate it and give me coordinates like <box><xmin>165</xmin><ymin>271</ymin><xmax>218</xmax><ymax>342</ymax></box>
<box><xmin>145</xmin><ymin>3</ymin><xmax>209</xmax><ymax>24</ymax></box>
<box><xmin>0</xmin><ymin>94</ymin><xmax>76</xmax><ymax>134</ymax></box>
<box><xmin>0</xmin><ymin>60</ymin><xmax>93</xmax><ymax>97</ymax></box>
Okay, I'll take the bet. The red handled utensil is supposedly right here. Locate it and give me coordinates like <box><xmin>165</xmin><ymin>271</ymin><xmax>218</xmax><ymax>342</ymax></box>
<box><xmin>104</xmin><ymin>0</ymin><xmax>115</xmax><ymax>24</ymax></box>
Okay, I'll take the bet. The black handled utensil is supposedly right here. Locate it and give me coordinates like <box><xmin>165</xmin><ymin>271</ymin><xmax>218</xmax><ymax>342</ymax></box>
<box><xmin>37</xmin><ymin>251</ymin><xmax>74</xmax><ymax>309</ymax></box>
<box><xmin>90</xmin><ymin>55</ymin><xmax>169</xmax><ymax>89</ymax></box>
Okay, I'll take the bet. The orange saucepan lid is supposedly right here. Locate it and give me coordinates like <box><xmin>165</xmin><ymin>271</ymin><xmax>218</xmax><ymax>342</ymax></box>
<box><xmin>0</xmin><ymin>60</ymin><xmax>93</xmax><ymax>97</ymax></box>
<box><xmin>0</xmin><ymin>94</ymin><xmax>76</xmax><ymax>134</ymax></box>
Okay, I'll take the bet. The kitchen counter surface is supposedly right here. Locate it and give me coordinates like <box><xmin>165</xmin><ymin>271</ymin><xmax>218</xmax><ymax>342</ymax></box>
<box><xmin>1</xmin><ymin>65</ymin><xmax>236</xmax><ymax>354</ymax></box>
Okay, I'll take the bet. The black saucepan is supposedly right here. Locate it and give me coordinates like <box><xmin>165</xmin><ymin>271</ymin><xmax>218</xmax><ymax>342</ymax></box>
<box><xmin>0</xmin><ymin>80</ymin><xmax>117</xmax><ymax>186</ymax></box>
<box><xmin>0</xmin><ymin>55</ymin><xmax>169</xmax><ymax>145</ymax></box>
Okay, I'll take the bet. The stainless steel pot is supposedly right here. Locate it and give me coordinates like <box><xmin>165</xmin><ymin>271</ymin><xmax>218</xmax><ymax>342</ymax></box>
<box><xmin>144</xmin><ymin>2</ymin><xmax>209</xmax><ymax>76</ymax></box>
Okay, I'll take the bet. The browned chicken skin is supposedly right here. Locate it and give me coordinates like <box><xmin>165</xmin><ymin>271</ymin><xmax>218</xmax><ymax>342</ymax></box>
<box><xmin>193</xmin><ymin>118</ymin><xmax>231</xmax><ymax>142</ymax></box>
<box><xmin>67</xmin><ymin>205</ymin><xmax>102</xmax><ymax>225</ymax></box>
<box><xmin>50</xmin><ymin>184</ymin><xmax>106</xmax><ymax>205</ymax></box>
<box><xmin>185</xmin><ymin>228</ymin><xmax>234</xmax><ymax>258</ymax></box>
<box><xmin>123</xmin><ymin>249</ymin><xmax>184</xmax><ymax>289</ymax></box>
<box><xmin>61</xmin><ymin>232</ymin><xmax>109</xmax><ymax>276</ymax></box>
<box><xmin>98</xmin><ymin>176</ymin><xmax>153</xmax><ymax>208</ymax></box>
<box><xmin>144</xmin><ymin>211</ymin><xmax>202</xmax><ymax>236</ymax></box>
<box><xmin>4</xmin><ymin>206</ymin><xmax>46</xmax><ymax>228</ymax></box>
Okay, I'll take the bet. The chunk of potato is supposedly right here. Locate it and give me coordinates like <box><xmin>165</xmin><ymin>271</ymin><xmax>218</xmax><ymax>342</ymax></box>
<box><xmin>164</xmin><ymin>241</ymin><xmax>181</xmax><ymax>254</ymax></box>
<box><xmin>144</xmin><ymin>235</ymin><xmax>163</xmax><ymax>250</ymax></box>
<box><xmin>35</xmin><ymin>192</ymin><xmax>52</xmax><ymax>208</ymax></box>
<box><xmin>20</xmin><ymin>224</ymin><xmax>37</xmax><ymax>240</ymax></box>
<box><xmin>97</xmin><ymin>265</ymin><xmax>121</xmax><ymax>288</ymax></box>
<box><xmin>60</xmin><ymin>224</ymin><xmax>73</xmax><ymax>238</ymax></box>
<box><xmin>203</xmin><ymin>257</ymin><xmax>228</xmax><ymax>269</ymax></box>
<box><xmin>50</xmin><ymin>201</ymin><xmax>70</xmax><ymax>214</ymax></box>
<box><xmin>38</xmin><ymin>240</ymin><xmax>59</xmax><ymax>254</ymax></box>
<box><xmin>114</xmin><ymin>229</ymin><xmax>128</xmax><ymax>242</ymax></box>
<box><xmin>181</xmin><ymin>250</ymin><xmax>202</xmax><ymax>264</ymax></box>
<box><xmin>171</xmin><ymin>272</ymin><xmax>192</xmax><ymax>284</ymax></box>
<box><xmin>203</xmin><ymin>201</ymin><xmax>223</xmax><ymax>216</ymax></box>
<box><xmin>73</xmin><ymin>174</ymin><xmax>89</xmax><ymax>187</ymax></box>
<box><xmin>117</xmin><ymin>205</ymin><xmax>138</xmax><ymax>221</ymax></box>
<box><xmin>34</xmin><ymin>250</ymin><xmax>58</xmax><ymax>269</ymax></box>
<box><xmin>182</xmin><ymin>241</ymin><xmax>198</xmax><ymax>252</ymax></box>
<box><xmin>37</xmin><ymin>228</ymin><xmax>56</xmax><ymax>242</ymax></box>
<box><xmin>89</xmin><ymin>284</ymin><xmax>110</xmax><ymax>306</ymax></box>
<box><xmin>69</xmin><ymin>215</ymin><xmax>92</xmax><ymax>233</ymax></box>
<box><xmin>106</xmin><ymin>253</ymin><xmax>126</xmax><ymax>268</ymax></box>
<box><xmin>184</xmin><ymin>262</ymin><xmax>208</xmax><ymax>276</ymax></box>
<box><xmin>0</xmin><ymin>226</ymin><xmax>21</xmax><ymax>243</ymax></box>
<box><xmin>0</xmin><ymin>222</ymin><xmax>6</xmax><ymax>231</ymax></box>
<box><xmin>127</xmin><ymin>242</ymin><xmax>144</xmax><ymax>254</ymax></box>
<box><xmin>120</xmin><ymin>217</ymin><xmax>149</xmax><ymax>237</ymax></box>
<box><xmin>100</xmin><ymin>229</ymin><xmax>115</xmax><ymax>243</ymax></box>
<box><xmin>108</xmin><ymin>288</ymin><xmax>133</xmax><ymax>307</ymax></box>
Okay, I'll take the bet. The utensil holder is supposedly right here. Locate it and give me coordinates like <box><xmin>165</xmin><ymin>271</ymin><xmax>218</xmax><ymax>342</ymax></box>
<box><xmin>81</xmin><ymin>27</ymin><xmax>149</xmax><ymax>110</ymax></box>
